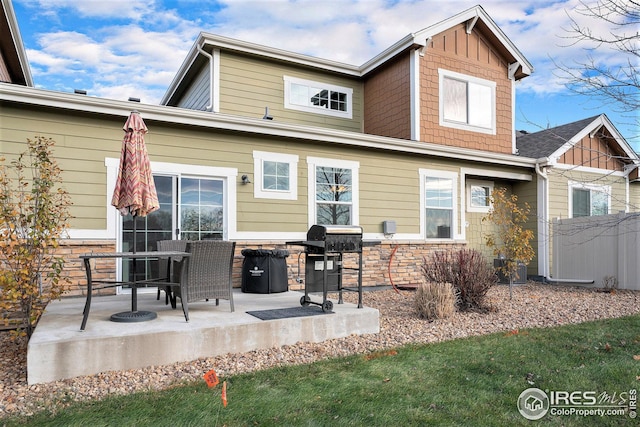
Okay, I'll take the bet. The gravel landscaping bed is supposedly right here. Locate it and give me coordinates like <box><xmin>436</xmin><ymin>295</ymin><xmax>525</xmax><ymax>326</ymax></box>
<box><xmin>1</xmin><ymin>283</ymin><xmax>639</xmax><ymax>417</ymax></box>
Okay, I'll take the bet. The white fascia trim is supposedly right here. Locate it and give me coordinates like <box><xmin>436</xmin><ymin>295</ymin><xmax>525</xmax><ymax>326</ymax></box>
<box><xmin>201</xmin><ymin>33</ymin><xmax>361</xmax><ymax>76</ymax></box>
<box><xmin>553</xmin><ymin>163</ymin><xmax>626</xmax><ymax>177</ymax></box>
<box><xmin>161</xmin><ymin>40</ymin><xmax>200</xmax><ymax>105</ymax></box>
<box><xmin>3</xmin><ymin>0</ymin><xmax>33</xmax><ymax>87</ymax></box>
<box><xmin>0</xmin><ymin>84</ymin><xmax>538</xmax><ymax>169</ymax></box>
<box><xmin>360</xmin><ymin>34</ymin><xmax>419</xmax><ymax>75</ymax></box>
<box><xmin>460</xmin><ymin>167</ymin><xmax>532</xmax><ymax>182</ymax></box>
<box><xmin>410</xmin><ymin>49</ymin><xmax>420</xmax><ymax>141</ymax></box>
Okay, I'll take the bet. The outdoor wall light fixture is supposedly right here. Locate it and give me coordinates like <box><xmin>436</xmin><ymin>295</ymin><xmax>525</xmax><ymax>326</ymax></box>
<box><xmin>241</xmin><ymin>175</ymin><xmax>251</xmax><ymax>184</ymax></box>
<box><xmin>263</xmin><ymin>106</ymin><xmax>273</xmax><ymax>120</ymax></box>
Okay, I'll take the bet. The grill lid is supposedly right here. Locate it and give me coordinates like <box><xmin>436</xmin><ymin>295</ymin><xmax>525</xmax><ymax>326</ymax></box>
<box><xmin>307</xmin><ymin>225</ymin><xmax>363</xmax><ymax>241</ymax></box>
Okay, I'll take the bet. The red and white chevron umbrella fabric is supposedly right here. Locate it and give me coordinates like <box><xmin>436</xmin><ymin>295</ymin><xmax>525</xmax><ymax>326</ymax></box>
<box><xmin>111</xmin><ymin>111</ymin><xmax>159</xmax><ymax>217</ymax></box>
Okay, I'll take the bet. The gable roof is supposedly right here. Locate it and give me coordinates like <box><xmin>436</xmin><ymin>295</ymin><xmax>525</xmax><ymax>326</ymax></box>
<box><xmin>361</xmin><ymin>4</ymin><xmax>533</xmax><ymax>78</ymax></box>
<box><xmin>0</xmin><ymin>0</ymin><xmax>33</xmax><ymax>86</ymax></box>
<box><xmin>162</xmin><ymin>5</ymin><xmax>532</xmax><ymax>106</ymax></box>
<box><xmin>516</xmin><ymin>114</ymin><xmax>639</xmax><ymax>166</ymax></box>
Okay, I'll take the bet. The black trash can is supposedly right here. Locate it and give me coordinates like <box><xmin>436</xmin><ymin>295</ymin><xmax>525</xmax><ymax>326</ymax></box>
<box><xmin>241</xmin><ymin>249</ymin><xmax>289</xmax><ymax>293</ymax></box>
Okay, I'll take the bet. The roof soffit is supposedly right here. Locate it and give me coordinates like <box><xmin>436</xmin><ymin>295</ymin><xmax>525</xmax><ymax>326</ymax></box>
<box><xmin>0</xmin><ymin>0</ymin><xmax>33</xmax><ymax>86</ymax></box>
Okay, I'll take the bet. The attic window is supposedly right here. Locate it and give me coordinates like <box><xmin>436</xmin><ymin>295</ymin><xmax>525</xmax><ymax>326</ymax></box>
<box><xmin>438</xmin><ymin>69</ymin><xmax>496</xmax><ymax>135</ymax></box>
<box><xmin>284</xmin><ymin>76</ymin><xmax>352</xmax><ymax>119</ymax></box>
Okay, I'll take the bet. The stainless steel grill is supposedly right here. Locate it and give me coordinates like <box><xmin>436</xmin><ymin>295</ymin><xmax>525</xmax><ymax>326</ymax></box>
<box><xmin>287</xmin><ymin>225</ymin><xmax>365</xmax><ymax>311</ymax></box>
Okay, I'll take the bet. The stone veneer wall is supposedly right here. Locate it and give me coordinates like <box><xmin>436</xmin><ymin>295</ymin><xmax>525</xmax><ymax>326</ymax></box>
<box><xmin>59</xmin><ymin>240</ymin><xmax>466</xmax><ymax>298</ymax></box>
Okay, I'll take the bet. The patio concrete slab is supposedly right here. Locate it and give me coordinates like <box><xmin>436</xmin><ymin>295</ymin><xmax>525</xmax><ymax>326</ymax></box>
<box><xmin>27</xmin><ymin>289</ymin><xmax>379</xmax><ymax>384</ymax></box>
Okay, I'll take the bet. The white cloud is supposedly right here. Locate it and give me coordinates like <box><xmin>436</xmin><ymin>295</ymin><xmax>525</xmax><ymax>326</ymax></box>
<box><xmin>15</xmin><ymin>0</ymin><xmax>638</xmax><ymax>114</ymax></box>
<box><xmin>22</xmin><ymin>0</ymin><xmax>157</xmax><ymax>20</ymax></box>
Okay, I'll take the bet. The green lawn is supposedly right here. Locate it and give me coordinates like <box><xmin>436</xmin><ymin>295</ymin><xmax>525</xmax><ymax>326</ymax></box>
<box><xmin>4</xmin><ymin>315</ymin><xmax>639</xmax><ymax>426</ymax></box>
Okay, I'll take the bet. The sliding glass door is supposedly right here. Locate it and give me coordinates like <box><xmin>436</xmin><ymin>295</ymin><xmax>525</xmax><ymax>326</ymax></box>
<box><xmin>121</xmin><ymin>174</ymin><xmax>225</xmax><ymax>283</ymax></box>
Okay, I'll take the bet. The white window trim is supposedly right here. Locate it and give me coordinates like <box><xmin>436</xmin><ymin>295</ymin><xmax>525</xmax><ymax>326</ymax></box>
<box><xmin>283</xmin><ymin>75</ymin><xmax>353</xmax><ymax>119</ymax></box>
<box><xmin>438</xmin><ymin>68</ymin><xmax>496</xmax><ymax>135</ymax></box>
<box><xmin>253</xmin><ymin>151</ymin><xmax>298</xmax><ymax>200</ymax></box>
<box><xmin>568</xmin><ymin>181</ymin><xmax>611</xmax><ymax>218</ymax></box>
<box><xmin>466</xmin><ymin>179</ymin><xmax>494</xmax><ymax>213</ymax></box>
<box><xmin>419</xmin><ymin>168</ymin><xmax>459</xmax><ymax>240</ymax></box>
<box><xmin>307</xmin><ymin>156</ymin><xmax>359</xmax><ymax>227</ymax></box>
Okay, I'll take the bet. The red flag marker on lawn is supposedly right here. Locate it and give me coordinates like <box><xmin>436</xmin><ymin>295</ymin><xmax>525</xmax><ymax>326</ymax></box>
<box><xmin>204</xmin><ymin>369</ymin><xmax>219</xmax><ymax>388</ymax></box>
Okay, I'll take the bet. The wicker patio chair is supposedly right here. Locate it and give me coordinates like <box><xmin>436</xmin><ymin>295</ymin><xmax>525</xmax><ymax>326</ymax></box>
<box><xmin>173</xmin><ymin>240</ymin><xmax>236</xmax><ymax>321</ymax></box>
<box><xmin>156</xmin><ymin>240</ymin><xmax>189</xmax><ymax>305</ymax></box>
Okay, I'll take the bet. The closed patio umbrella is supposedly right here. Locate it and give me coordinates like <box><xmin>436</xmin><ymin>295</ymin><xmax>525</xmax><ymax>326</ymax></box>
<box><xmin>110</xmin><ymin>110</ymin><xmax>159</xmax><ymax>322</ymax></box>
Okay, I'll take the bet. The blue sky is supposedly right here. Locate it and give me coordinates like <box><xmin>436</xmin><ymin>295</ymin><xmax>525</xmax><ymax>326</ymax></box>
<box><xmin>11</xmin><ymin>0</ymin><xmax>639</xmax><ymax>150</ymax></box>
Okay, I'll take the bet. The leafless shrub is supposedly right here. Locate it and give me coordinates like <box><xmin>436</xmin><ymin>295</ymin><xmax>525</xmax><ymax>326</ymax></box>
<box><xmin>422</xmin><ymin>249</ymin><xmax>497</xmax><ymax>311</ymax></box>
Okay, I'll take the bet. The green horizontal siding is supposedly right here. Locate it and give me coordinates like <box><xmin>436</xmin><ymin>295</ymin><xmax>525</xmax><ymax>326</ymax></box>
<box><xmin>219</xmin><ymin>52</ymin><xmax>363</xmax><ymax>133</ymax></box>
<box><xmin>2</xmin><ymin>102</ymin><xmax>536</xmax><ymax>238</ymax></box>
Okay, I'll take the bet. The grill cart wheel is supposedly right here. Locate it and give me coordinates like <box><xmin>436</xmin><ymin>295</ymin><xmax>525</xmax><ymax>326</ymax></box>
<box><xmin>322</xmin><ymin>300</ymin><xmax>333</xmax><ymax>312</ymax></box>
<box><xmin>300</xmin><ymin>295</ymin><xmax>311</xmax><ymax>306</ymax></box>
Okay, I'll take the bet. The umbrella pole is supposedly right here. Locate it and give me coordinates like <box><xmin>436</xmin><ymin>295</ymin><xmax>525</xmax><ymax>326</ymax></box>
<box><xmin>111</xmin><ymin>212</ymin><xmax>157</xmax><ymax>323</ymax></box>
<box><xmin>132</xmin><ymin>213</ymin><xmax>138</xmax><ymax>312</ymax></box>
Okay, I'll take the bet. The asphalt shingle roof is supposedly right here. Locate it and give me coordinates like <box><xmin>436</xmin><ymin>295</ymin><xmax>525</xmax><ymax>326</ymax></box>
<box><xmin>516</xmin><ymin>115</ymin><xmax>601</xmax><ymax>159</ymax></box>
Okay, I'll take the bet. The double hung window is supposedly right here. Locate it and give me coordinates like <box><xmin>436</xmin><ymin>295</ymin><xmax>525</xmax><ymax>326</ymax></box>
<box><xmin>307</xmin><ymin>157</ymin><xmax>359</xmax><ymax>225</ymax></box>
<box><xmin>421</xmin><ymin>169</ymin><xmax>458</xmax><ymax>239</ymax></box>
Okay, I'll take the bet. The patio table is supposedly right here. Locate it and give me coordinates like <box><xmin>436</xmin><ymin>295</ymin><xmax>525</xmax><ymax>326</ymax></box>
<box><xmin>78</xmin><ymin>251</ymin><xmax>190</xmax><ymax>330</ymax></box>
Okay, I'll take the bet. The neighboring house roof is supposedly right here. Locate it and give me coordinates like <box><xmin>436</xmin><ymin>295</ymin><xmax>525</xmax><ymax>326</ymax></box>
<box><xmin>516</xmin><ymin>114</ymin><xmax>640</xmax><ymax>167</ymax></box>
<box><xmin>162</xmin><ymin>4</ymin><xmax>533</xmax><ymax>106</ymax></box>
<box><xmin>0</xmin><ymin>0</ymin><xmax>33</xmax><ymax>86</ymax></box>
<box><xmin>516</xmin><ymin>115</ymin><xmax>601</xmax><ymax>158</ymax></box>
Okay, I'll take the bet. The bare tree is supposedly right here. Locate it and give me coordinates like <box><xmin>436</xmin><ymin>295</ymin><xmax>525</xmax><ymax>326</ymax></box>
<box><xmin>555</xmin><ymin>0</ymin><xmax>639</xmax><ymax>119</ymax></box>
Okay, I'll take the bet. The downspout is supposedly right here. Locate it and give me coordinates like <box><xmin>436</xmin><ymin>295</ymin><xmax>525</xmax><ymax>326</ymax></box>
<box><xmin>197</xmin><ymin>45</ymin><xmax>214</xmax><ymax>112</ymax></box>
<box><xmin>508</xmin><ymin>62</ymin><xmax>520</xmax><ymax>154</ymax></box>
<box><xmin>535</xmin><ymin>158</ymin><xmax>550</xmax><ymax>280</ymax></box>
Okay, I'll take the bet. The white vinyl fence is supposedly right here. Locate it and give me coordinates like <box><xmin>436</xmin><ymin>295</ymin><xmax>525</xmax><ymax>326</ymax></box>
<box><xmin>552</xmin><ymin>212</ymin><xmax>640</xmax><ymax>290</ymax></box>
